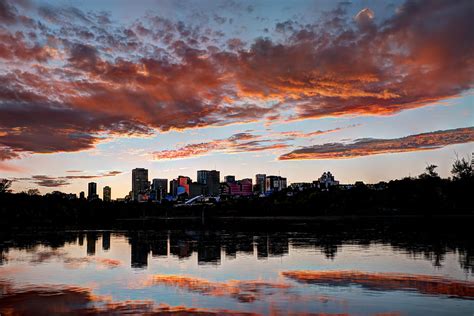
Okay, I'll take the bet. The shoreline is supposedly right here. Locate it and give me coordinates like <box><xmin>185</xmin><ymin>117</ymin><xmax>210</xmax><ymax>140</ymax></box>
<box><xmin>116</xmin><ymin>213</ymin><xmax>474</xmax><ymax>221</ymax></box>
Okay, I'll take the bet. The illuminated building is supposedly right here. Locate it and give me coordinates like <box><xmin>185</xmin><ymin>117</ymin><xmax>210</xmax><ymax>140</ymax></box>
<box><xmin>255</xmin><ymin>174</ymin><xmax>266</xmax><ymax>193</ymax></box>
<box><xmin>197</xmin><ymin>170</ymin><xmax>220</xmax><ymax>196</ymax></box>
<box><xmin>221</xmin><ymin>178</ymin><xmax>253</xmax><ymax>197</ymax></box>
<box><xmin>317</xmin><ymin>171</ymin><xmax>339</xmax><ymax>189</ymax></box>
<box><xmin>103</xmin><ymin>186</ymin><xmax>111</xmax><ymax>202</ymax></box>
<box><xmin>265</xmin><ymin>176</ymin><xmax>287</xmax><ymax>193</ymax></box>
<box><xmin>132</xmin><ymin>168</ymin><xmax>149</xmax><ymax>201</ymax></box>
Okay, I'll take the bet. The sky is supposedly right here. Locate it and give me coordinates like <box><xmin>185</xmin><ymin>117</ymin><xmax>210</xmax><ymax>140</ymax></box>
<box><xmin>0</xmin><ymin>0</ymin><xmax>473</xmax><ymax>198</ymax></box>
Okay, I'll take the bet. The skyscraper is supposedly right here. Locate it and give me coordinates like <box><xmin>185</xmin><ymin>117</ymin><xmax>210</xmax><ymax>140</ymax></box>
<box><xmin>87</xmin><ymin>182</ymin><xmax>97</xmax><ymax>200</ymax></box>
<box><xmin>152</xmin><ymin>178</ymin><xmax>168</xmax><ymax>200</ymax></box>
<box><xmin>197</xmin><ymin>170</ymin><xmax>220</xmax><ymax>196</ymax></box>
<box><xmin>132</xmin><ymin>168</ymin><xmax>149</xmax><ymax>201</ymax></box>
<box><xmin>103</xmin><ymin>186</ymin><xmax>111</xmax><ymax>202</ymax></box>
<box><xmin>265</xmin><ymin>176</ymin><xmax>287</xmax><ymax>193</ymax></box>
<box><xmin>255</xmin><ymin>174</ymin><xmax>266</xmax><ymax>193</ymax></box>
<box><xmin>178</xmin><ymin>176</ymin><xmax>191</xmax><ymax>195</ymax></box>
<box><xmin>169</xmin><ymin>179</ymin><xmax>178</xmax><ymax>197</ymax></box>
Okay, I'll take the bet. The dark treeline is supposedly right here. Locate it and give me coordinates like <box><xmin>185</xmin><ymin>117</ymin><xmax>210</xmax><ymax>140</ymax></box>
<box><xmin>0</xmin><ymin>159</ymin><xmax>473</xmax><ymax>226</ymax></box>
<box><xmin>224</xmin><ymin>171</ymin><xmax>474</xmax><ymax>216</ymax></box>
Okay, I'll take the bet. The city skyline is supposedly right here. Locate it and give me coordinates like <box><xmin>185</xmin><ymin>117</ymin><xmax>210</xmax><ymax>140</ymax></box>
<box><xmin>1</xmin><ymin>0</ymin><xmax>473</xmax><ymax>199</ymax></box>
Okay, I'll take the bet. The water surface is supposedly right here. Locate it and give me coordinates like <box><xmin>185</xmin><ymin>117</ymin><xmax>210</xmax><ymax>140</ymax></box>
<box><xmin>1</xmin><ymin>219</ymin><xmax>473</xmax><ymax>315</ymax></box>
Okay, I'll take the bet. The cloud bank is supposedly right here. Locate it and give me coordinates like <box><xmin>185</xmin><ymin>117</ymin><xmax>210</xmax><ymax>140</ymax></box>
<box><xmin>0</xmin><ymin>0</ymin><xmax>472</xmax><ymax>161</ymax></box>
<box><xmin>279</xmin><ymin>127</ymin><xmax>474</xmax><ymax>160</ymax></box>
<box><xmin>152</xmin><ymin>127</ymin><xmax>346</xmax><ymax>160</ymax></box>
<box><xmin>13</xmin><ymin>170</ymin><xmax>123</xmax><ymax>187</ymax></box>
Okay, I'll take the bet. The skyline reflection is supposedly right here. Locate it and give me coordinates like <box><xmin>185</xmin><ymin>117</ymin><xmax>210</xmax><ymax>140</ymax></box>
<box><xmin>1</xmin><ymin>220</ymin><xmax>473</xmax><ymax>315</ymax></box>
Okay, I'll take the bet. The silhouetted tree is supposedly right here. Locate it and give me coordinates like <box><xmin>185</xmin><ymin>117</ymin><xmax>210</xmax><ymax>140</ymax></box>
<box><xmin>27</xmin><ymin>188</ymin><xmax>40</xmax><ymax>196</ymax></box>
<box><xmin>451</xmin><ymin>156</ymin><xmax>473</xmax><ymax>180</ymax></box>
<box><xmin>419</xmin><ymin>164</ymin><xmax>439</xmax><ymax>179</ymax></box>
<box><xmin>0</xmin><ymin>179</ymin><xmax>12</xmax><ymax>194</ymax></box>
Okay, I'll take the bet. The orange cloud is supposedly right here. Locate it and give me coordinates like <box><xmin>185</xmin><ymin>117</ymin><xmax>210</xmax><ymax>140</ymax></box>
<box><xmin>0</xmin><ymin>280</ymin><xmax>258</xmax><ymax>315</ymax></box>
<box><xmin>282</xmin><ymin>270</ymin><xmax>474</xmax><ymax>299</ymax></box>
<box><xmin>279</xmin><ymin>127</ymin><xmax>474</xmax><ymax>160</ymax></box>
<box><xmin>139</xmin><ymin>274</ymin><xmax>291</xmax><ymax>303</ymax></box>
<box><xmin>0</xmin><ymin>0</ymin><xmax>473</xmax><ymax>161</ymax></box>
<box><xmin>0</xmin><ymin>162</ymin><xmax>23</xmax><ymax>172</ymax></box>
<box><xmin>153</xmin><ymin>127</ymin><xmax>349</xmax><ymax>160</ymax></box>
<box><xmin>153</xmin><ymin>132</ymin><xmax>289</xmax><ymax>160</ymax></box>
<box><xmin>273</xmin><ymin>126</ymin><xmax>357</xmax><ymax>139</ymax></box>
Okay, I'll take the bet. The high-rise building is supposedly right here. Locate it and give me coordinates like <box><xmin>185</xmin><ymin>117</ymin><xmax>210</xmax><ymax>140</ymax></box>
<box><xmin>152</xmin><ymin>178</ymin><xmax>168</xmax><ymax>200</ymax></box>
<box><xmin>79</xmin><ymin>191</ymin><xmax>85</xmax><ymax>199</ymax></box>
<box><xmin>196</xmin><ymin>170</ymin><xmax>207</xmax><ymax>184</ymax></box>
<box><xmin>132</xmin><ymin>168</ymin><xmax>149</xmax><ymax>201</ymax></box>
<box><xmin>103</xmin><ymin>186</ymin><xmax>111</xmax><ymax>202</ymax></box>
<box><xmin>87</xmin><ymin>182</ymin><xmax>97</xmax><ymax>200</ymax></box>
<box><xmin>178</xmin><ymin>176</ymin><xmax>191</xmax><ymax>195</ymax></box>
<box><xmin>197</xmin><ymin>170</ymin><xmax>220</xmax><ymax>196</ymax></box>
<box><xmin>265</xmin><ymin>176</ymin><xmax>287</xmax><ymax>193</ymax></box>
<box><xmin>169</xmin><ymin>179</ymin><xmax>178</xmax><ymax>197</ymax></box>
<box><xmin>255</xmin><ymin>174</ymin><xmax>266</xmax><ymax>193</ymax></box>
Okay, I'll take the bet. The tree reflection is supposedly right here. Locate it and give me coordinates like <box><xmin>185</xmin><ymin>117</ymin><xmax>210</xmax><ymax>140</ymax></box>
<box><xmin>0</xmin><ymin>218</ymin><xmax>472</xmax><ymax>273</ymax></box>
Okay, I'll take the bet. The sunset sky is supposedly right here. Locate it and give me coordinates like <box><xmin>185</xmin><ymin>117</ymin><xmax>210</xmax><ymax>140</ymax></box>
<box><xmin>1</xmin><ymin>0</ymin><xmax>473</xmax><ymax>198</ymax></box>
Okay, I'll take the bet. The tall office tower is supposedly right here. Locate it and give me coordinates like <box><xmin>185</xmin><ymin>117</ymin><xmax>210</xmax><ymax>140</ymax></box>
<box><xmin>169</xmin><ymin>179</ymin><xmax>178</xmax><ymax>197</ymax></box>
<box><xmin>87</xmin><ymin>182</ymin><xmax>97</xmax><ymax>200</ymax></box>
<box><xmin>132</xmin><ymin>168</ymin><xmax>149</xmax><ymax>201</ymax></box>
<box><xmin>79</xmin><ymin>191</ymin><xmax>85</xmax><ymax>199</ymax></box>
<box><xmin>197</xmin><ymin>170</ymin><xmax>220</xmax><ymax>196</ymax></box>
<box><xmin>103</xmin><ymin>186</ymin><xmax>111</xmax><ymax>202</ymax></box>
<box><xmin>224</xmin><ymin>175</ymin><xmax>236</xmax><ymax>183</ymax></box>
<box><xmin>196</xmin><ymin>170</ymin><xmax>208</xmax><ymax>184</ymax></box>
<box><xmin>255</xmin><ymin>174</ymin><xmax>266</xmax><ymax>193</ymax></box>
<box><xmin>152</xmin><ymin>178</ymin><xmax>168</xmax><ymax>199</ymax></box>
<box><xmin>265</xmin><ymin>176</ymin><xmax>287</xmax><ymax>193</ymax></box>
